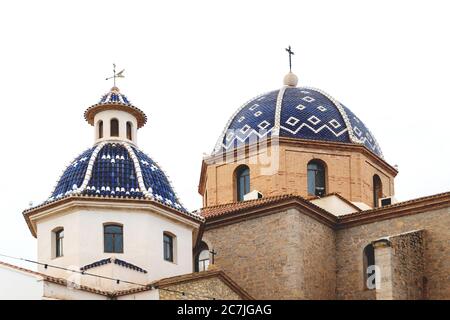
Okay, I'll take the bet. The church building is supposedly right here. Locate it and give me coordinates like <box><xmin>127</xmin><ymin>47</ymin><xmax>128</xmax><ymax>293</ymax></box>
<box><xmin>0</xmin><ymin>57</ymin><xmax>449</xmax><ymax>300</ymax></box>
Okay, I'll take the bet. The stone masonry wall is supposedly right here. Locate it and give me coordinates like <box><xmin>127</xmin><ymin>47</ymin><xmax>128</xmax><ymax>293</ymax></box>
<box><xmin>336</xmin><ymin>207</ymin><xmax>449</xmax><ymax>300</ymax></box>
<box><xmin>373</xmin><ymin>231</ymin><xmax>425</xmax><ymax>300</ymax></box>
<box><xmin>158</xmin><ymin>277</ymin><xmax>242</xmax><ymax>300</ymax></box>
<box><xmin>203</xmin><ymin>208</ymin><xmax>336</xmax><ymax>299</ymax></box>
<box><xmin>389</xmin><ymin>230</ymin><xmax>425</xmax><ymax>300</ymax></box>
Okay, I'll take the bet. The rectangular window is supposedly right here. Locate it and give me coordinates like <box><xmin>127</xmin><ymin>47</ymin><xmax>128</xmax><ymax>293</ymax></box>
<box><xmin>198</xmin><ymin>259</ymin><xmax>209</xmax><ymax>272</ymax></box>
<box><xmin>104</xmin><ymin>225</ymin><xmax>123</xmax><ymax>253</ymax></box>
<box><xmin>307</xmin><ymin>162</ymin><xmax>326</xmax><ymax>197</ymax></box>
<box><xmin>110</xmin><ymin>119</ymin><xmax>119</xmax><ymax>137</ymax></box>
<box><xmin>55</xmin><ymin>229</ymin><xmax>64</xmax><ymax>258</ymax></box>
<box><xmin>237</xmin><ymin>167</ymin><xmax>250</xmax><ymax>201</ymax></box>
<box><xmin>98</xmin><ymin>121</ymin><xmax>103</xmax><ymax>139</ymax></box>
<box><xmin>198</xmin><ymin>250</ymin><xmax>210</xmax><ymax>272</ymax></box>
<box><xmin>307</xmin><ymin>169</ymin><xmax>316</xmax><ymax>195</ymax></box>
<box><xmin>239</xmin><ymin>178</ymin><xmax>246</xmax><ymax>200</ymax></box>
<box><xmin>364</xmin><ymin>244</ymin><xmax>376</xmax><ymax>290</ymax></box>
<box><xmin>126</xmin><ymin>122</ymin><xmax>132</xmax><ymax>140</ymax></box>
<box><xmin>163</xmin><ymin>234</ymin><xmax>174</xmax><ymax>262</ymax></box>
<box><xmin>315</xmin><ymin>169</ymin><xmax>325</xmax><ymax>196</ymax></box>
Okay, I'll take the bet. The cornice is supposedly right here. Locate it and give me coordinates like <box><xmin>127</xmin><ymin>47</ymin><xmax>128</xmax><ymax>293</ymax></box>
<box><xmin>201</xmin><ymin>192</ymin><xmax>450</xmax><ymax>231</ymax></box>
<box><xmin>23</xmin><ymin>195</ymin><xmax>203</xmax><ymax>238</ymax></box>
<box><xmin>337</xmin><ymin>192</ymin><xmax>450</xmax><ymax>228</ymax></box>
<box><xmin>203</xmin><ymin>195</ymin><xmax>338</xmax><ymax>230</ymax></box>
<box><xmin>84</xmin><ymin>103</ymin><xmax>147</xmax><ymax>128</ymax></box>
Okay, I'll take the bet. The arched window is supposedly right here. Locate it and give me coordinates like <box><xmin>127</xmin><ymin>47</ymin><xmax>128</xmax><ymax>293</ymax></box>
<box><xmin>53</xmin><ymin>228</ymin><xmax>64</xmax><ymax>258</ymax></box>
<box><xmin>363</xmin><ymin>244</ymin><xmax>376</xmax><ymax>290</ymax></box>
<box><xmin>104</xmin><ymin>224</ymin><xmax>123</xmax><ymax>253</ymax></box>
<box><xmin>236</xmin><ymin>165</ymin><xmax>250</xmax><ymax>202</ymax></box>
<box><xmin>98</xmin><ymin>121</ymin><xmax>103</xmax><ymax>139</ymax></box>
<box><xmin>163</xmin><ymin>232</ymin><xmax>176</xmax><ymax>262</ymax></box>
<box><xmin>373</xmin><ymin>175</ymin><xmax>382</xmax><ymax>208</ymax></box>
<box><xmin>110</xmin><ymin>119</ymin><xmax>119</xmax><ymax>137</ymax></box>
<box><xmin>195</xmin><ymin>241</ymin><xmax>210</xmax><ymax>272</ymax></box>
<box><xmin>307</xmin><ymin>160</ymin><xmax>326</xmax><ymax>196</ymax></box>
<box><xmin>126</xmin><ymin>122</ymin><xmax>132</xmax><ymax>140</ymax></box>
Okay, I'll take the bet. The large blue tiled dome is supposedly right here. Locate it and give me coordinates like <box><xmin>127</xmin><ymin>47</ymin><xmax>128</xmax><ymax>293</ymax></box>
<box><xmin>49</xmin><ymin>142</ymin><xmax>186</xmax><ymax>212</ymax></box>
<box><xmin>214</xmin><ymin>86</ymin><xmax>383</xmax><ymax>158</ymax></box>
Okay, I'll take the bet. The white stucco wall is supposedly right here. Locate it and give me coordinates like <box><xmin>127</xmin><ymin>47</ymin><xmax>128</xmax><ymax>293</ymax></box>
<box><xmin>310</xmin><ymin>195</ymin><xmax>359</xmax><ymax>216</ymax></box>
<box><xmin>78</xmin><ymin>261</ymin><xmax>150</xmax><ymax>292</ymax></box>
<box><xmin>0</xmin><ymin>265</ymin><xmax>44</xmax><ymax>300</ymax></box>
<box><xmin>116</xmin><ymin>289</ymin><xmax>159</xmax><ymax>300</ymax></box>
<box><xmin>94</xmin><ymin>109</ymin><xmax>138</xmax><ymax>144</ymax></box>
<box><xmin>43</xmin><ymin>281</ymin><xmax>108</xmax><ymax>300</ymax></box>
<box><xmin>35</xmin><ymin>205</ymin><xmax>196</xmax><ymax>291</ymax></box>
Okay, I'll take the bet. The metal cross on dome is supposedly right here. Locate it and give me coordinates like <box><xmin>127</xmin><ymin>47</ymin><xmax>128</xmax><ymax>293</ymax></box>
<box><xmin>105</xmin><ymin>63</ymin><xmax>125</xmax><ymax>87</ymax></box>
<box><xmin>285</xmin><ymin>45</ymin><xmax>295</xmax><ymax>72</ymax></box>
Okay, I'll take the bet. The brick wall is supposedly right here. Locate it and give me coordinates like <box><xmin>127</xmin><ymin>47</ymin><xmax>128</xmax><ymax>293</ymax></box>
<box><xmin>203</xmin><ymin>143</ymin><xmax>395</xmax><ymax>208</ymax></box>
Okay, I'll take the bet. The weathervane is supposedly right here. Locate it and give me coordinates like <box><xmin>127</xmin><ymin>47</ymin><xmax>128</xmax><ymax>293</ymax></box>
<box><xmin>285</xmin><ymin>46</ymin><xmax>294</xmax><ymax>72</ymax></box>
<box><xmin>105</xmin><ymin>63</ymin><xmax>125</xmax><ymax>87</ymax></box>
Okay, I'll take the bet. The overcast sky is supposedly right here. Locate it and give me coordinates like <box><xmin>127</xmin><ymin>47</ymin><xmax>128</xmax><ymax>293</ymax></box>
<box><xmin>0</xmin><ymin>0</ymin><xmax>449</xmax><ymax>266</ymax></box>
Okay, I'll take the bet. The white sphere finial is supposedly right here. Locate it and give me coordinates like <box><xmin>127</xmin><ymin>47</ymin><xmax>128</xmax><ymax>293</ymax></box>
<box><xmin>284</xmin><ymin>72</ymin><xmax>298</xmax><ymax>87</ymax></box>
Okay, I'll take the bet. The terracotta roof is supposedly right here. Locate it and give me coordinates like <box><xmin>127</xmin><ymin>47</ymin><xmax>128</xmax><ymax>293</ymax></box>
<box><xmin>199</xmin><ymin>193</ymin><xmax>319</xmax><ymax>219</ymax></box>
<box><xmin>337</xmin><ymin>191</ymin><xmax>450</xmax><ymax>227</ymax></box>
<box><xmin>80</xmin><ymin>257</ymin><xmax>148</xmax><ymax>274</ymax></box>
<box><xmin>0</xmin><ymin>260</ymin><xmax>43</xmax><ymax>277</ymax></box>
<box><xmin>200</xmin><ymin>191</ymin><xmax>450</xmax><ymax>229</ymax></box>
<box><xmin>84</xmin><ymin>103</ymin><xmax>147</xmax><ymax>129</ymax></box>
<box><xmin>0</xmin><ymin>260</ymin><xmax>110</xmax><ymax>296</ymax></box>
<box><xmin>0</xmin><ymin>260</ymin><xmax>252</xmax><ymax>300</ymax></box>
<box><xmin>341</xmin><ymin>191</ymin><xmax>450</xmax><ymax>217</ymax></box>
<box><xmin>42</xmin><ymin>275</ymin><xmax>110</xmax><ymax>296</ymax></box>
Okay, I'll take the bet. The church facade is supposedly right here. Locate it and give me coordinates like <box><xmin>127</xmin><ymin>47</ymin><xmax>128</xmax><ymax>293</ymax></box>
<box><xmin>0</xmin><ymin>65</ymin><xmax>449</xmax><ymax>300</ymax></box>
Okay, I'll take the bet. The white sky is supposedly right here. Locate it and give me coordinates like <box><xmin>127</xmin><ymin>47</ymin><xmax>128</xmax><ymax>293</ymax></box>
<box><xmin>0</xmin><ymin>0</ymin><xmax>449</xmax><ymax>265</ymax></box>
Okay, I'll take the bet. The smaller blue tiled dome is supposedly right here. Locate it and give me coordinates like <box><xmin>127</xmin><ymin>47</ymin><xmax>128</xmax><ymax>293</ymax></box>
<box><xmin>49</xmin><ymin>142</ymin><xmax>186</xmax><ymax>212</ymax></box>
<box><xmin>98</xmin><ymin>86</ymin><xmax>131</xmax><ymax>105</ymax></box>
<box><xmin>215</xmin><ymin>86</ymin><xmax>383</xmax><ymax>158</ymax></box>
<box><xmin>84</xmin><ymin>86</ymin><xmax>147</xmax><ymax>128</ymax></box>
